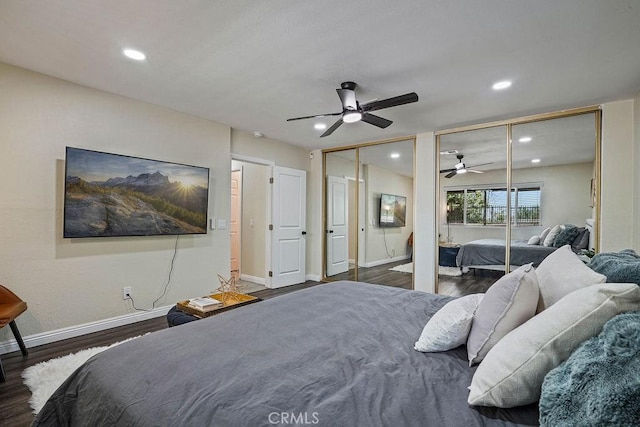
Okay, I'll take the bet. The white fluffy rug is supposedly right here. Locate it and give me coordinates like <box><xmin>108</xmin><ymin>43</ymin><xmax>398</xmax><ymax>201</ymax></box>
<box><xmin>389</xmin><ymin>262</ymin><xmax>463</xmax><ymax>277</ymax></box>
<box><xmin>389</xmin><ymin>262</ymin><xmax>413</xmax><ymax>273</ymax></box>
<box><xmin>438</xmin><ymin>266</ymin><xmax>463</xmax><ymax>276</ymax></box>
<box><xmin>22</xmin><ymin>335</ymin><xmax>141</xmax><ymax>414</ymax></box>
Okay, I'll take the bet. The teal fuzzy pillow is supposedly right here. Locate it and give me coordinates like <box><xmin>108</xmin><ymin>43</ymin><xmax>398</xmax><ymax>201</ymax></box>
<box><xmin>539</xmin><ymin>311</ymin><xmax>640</xmax><ymax>426</ymax></box>
<box><xmin>552</xmin><ymin>224</ymin><xmax>580</xmax><ymax>248</ymax></box>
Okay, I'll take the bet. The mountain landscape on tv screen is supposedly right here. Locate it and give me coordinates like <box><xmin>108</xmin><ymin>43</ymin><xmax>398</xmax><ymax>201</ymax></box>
<box><xmin>64</xmin><ymin>171</ymin><xmax>208</xmax><ymax>237</ymax></box>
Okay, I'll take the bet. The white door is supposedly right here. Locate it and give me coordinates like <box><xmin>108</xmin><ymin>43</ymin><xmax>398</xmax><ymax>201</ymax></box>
<box><xmin>326</xmin><ymin>175</ymin><xmax>348</xmax><ymax>276</ymax></box>
<box><xmin>270</xmin><ymin>166</ymin><xmax>306</xmax><ymax>288</ymax></box>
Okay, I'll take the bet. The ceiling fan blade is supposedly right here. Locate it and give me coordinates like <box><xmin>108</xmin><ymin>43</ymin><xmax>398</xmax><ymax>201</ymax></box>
<box><xmin>320</xmin><ymin>118</ymin><xmax>343</xmax><ymax>137</ymax></box>
<box><xmin>465</xmin><ymin>162</ymin><xmax>493</xmax><ymax>169</ymax></box>
<box><xmin>361</xmin><ymin>113</ymin><xmax>393</xmax><ymax>129</ymax></box>
<box><xmin>361</xmin><ymin>92</ymin><xmax>418</xmax><ymax>112</ymax></box>
<box><xmin>445</xmin><ymin>171</ymin><xmax>457</xmax><ymax>178</ymax></box>
<box><xmin>287</xmin><ymin>112</ymin><xmax>342</xmax><ymax>121</ymax></box>
<box><xmin>337</xmin><ymin>88</ymin><xmax>357</xmax><ymax>110</ymax></box>
<box><xmin>439</xmin><ymin>168</ymin><xmax>456</xmax><ymax>173</ymax></box>
<box><xmin>467</xmin><ymin>169</ymin><xmax>484</xmax><ymax>174</ymax></box>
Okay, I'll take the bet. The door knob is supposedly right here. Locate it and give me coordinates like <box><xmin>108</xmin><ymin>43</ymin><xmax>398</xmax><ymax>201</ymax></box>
<box><xmin>302</xmin><ymin>231</ymin><xmax>307</xmax><ymax>235</ymax></box>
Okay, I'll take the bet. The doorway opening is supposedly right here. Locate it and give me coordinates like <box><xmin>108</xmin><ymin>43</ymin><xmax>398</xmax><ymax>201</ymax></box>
<box><xmin>230</xmin><ymin>159</ymin><xmax>270</xmax><ymax>294</ymax></box>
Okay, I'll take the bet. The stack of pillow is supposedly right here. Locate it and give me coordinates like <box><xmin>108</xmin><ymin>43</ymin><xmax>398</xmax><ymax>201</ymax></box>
<box><xmin>414</xmin><ymin>245</ymin><xmax>640</xmax><ymax>408</ymax></box>
<box><xmin>527</xmin><ymin>224</ymin><xmax>590</xmax><ymax>252</ymax></box>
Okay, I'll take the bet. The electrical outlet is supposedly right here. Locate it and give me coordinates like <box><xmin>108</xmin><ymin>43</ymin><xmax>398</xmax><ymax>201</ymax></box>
<box><xmin>123</xmin><ymin>286</ymin><xmax>132</xmax><ymax>300</ymax></box>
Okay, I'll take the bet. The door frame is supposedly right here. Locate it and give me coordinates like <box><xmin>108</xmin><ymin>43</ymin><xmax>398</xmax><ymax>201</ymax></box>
<box><xmin>230</xmin><ymin>154</ymin><xmax>275</xmax><ymax>286</ymax></box>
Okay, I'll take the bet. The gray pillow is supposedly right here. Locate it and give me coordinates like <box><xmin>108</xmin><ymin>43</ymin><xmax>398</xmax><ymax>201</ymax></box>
<box><xmin>466</xmin><ymin>264</ymin><xmax>539</xmax><ymax>365</ymax></box>
<box><xmin>571</xmin><ymin>227</ymin><xmax>590</xmax><ymax>251</ymax></box>
<box><xmin>552</xmin><ymin>224</ymin><xmax>580</xmax><ymax>247</ymax></box>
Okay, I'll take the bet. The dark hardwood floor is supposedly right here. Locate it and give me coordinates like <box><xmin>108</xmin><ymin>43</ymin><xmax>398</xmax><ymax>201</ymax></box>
<box><xmin>438</xmin><ymin>268</ymin><xmax>503</xmax><ymax>297</ymax></box>
<box><xmin>0</xmin><ymin>269</ymin><xmax>491</xmax><ymax>426</ymax></box>
<box><xmin>328</xmin><ymin>259</ymin><xmax>414</xmax><ymax>290</ymax></box>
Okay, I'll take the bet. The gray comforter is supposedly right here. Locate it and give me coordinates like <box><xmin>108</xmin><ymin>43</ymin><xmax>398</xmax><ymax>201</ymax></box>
<box><xmin>457</xmin><ymin>239</ymin><xmax>557</xmax><ymax>268</ymax></box>
<box><xmin>33</xmin><ymin>281</ymin><xmax>538</xmax><ymax>426</ymax></box>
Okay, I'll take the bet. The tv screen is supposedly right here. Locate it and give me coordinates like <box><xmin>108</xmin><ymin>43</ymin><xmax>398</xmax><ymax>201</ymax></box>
<box><xmin>379</xmin><ymin>193</ymin><xmax>407</xmax><ymax>227</ymax></box>
<box><xmin>64</xmin><ymin>147</ymin><xmax>209</xmax><ymax>238</ymax></box>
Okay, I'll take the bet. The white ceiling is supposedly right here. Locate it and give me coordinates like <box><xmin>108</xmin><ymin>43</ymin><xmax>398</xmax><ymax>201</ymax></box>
<box><xmin>1</xmin><ymin>1</ymin><xmax>639</xmax><ymax>152</ymax></box>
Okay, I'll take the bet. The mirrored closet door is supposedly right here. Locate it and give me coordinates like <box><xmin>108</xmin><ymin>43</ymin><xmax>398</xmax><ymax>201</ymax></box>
<box><xmin>435</xmin><ymin>107</ymin><xmax>601</xmax><ymax>296</ymax></box>
<box><xmin>323</xmin><ymin>138</ymin><xmax>415</xmax><ymax>289</ymax></box>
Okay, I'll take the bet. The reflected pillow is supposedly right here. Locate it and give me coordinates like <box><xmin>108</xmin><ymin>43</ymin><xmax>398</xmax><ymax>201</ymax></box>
<box><xmin>536</xmin><ymin>245</ymin><xmax>606</xmax><ymax>312</ymax></box>
<box><xmin>414</xmin><ymin>294</ymin><xmax>484</xmax><ymax>352</ymax></box>
<box><xmin>552</xmin><ymin>224</ymin><xmax>580</xmax><ymax>248</ymax></box>
<box><xmin>527</xmin><ymin>235</ymin><xmax>540</xmax><ymax>245</ymax></box>
<box><xmin>466</xmin><ymin>264</ymin><xmax>539</xmax><ymax>365</ymax></box>
<box><xmin>539</xmin><ymin>227</ymin><xmax>551</xmax><ymax>244</ymax></box>
<box><xmin>571</xmin><ymin>227</ymin><xmax>590</xmax><ymax>251</ymax></box>
<box><xmin>468</xmin><ymin>283</ymin><xmax>640</xmax><ymax>408</ymax></box>
<box><xmin>543</xmin><ymin>224</ymin><xmax>563</xmax><ymax>246</ymax></box>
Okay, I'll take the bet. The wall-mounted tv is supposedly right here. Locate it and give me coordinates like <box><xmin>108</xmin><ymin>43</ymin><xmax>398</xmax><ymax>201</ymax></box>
<box><xmin>379</xmin><ymin>193</ymin><xmax>407</xmax><ymax>228</ymax></box>
<box><xmin>64</xmin><ymin>147</ymin><xmax>210</xmax><ymax>238</ymax></box>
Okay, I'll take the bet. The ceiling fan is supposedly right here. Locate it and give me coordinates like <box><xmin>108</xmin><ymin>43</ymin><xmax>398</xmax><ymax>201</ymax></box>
<box><xmin>286</xmin><ymin>81</ymin><xmax>418</xmax><ymax>137</ymax></box>
<box><xmin>440</xmin><ymin>154</ymin><xmax>492</xmax><ymax>178</ymax></box>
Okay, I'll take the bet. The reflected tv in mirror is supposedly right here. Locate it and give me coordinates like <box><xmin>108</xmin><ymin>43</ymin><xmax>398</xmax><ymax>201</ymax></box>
<box><xmin>379</xmin><ymin>193</ymin><xmax>406</xmax><ymax>227</ymax></box>
<box><xmin>64</xmin><ymin>147</ymin><xmax>209</xmax><ymax>238</ymax></box>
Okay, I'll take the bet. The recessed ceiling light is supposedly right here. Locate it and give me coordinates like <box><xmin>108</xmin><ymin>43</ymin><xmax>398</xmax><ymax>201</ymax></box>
<box><xmin>123</xmin><ymin>48</ymin><xmax>146</xmax><ymax>61</ymax></box>
<box><xmin>492</xmin><ymin>80</ymin><xmax>512</xmax><ymax>90</ymax></box>
<box><xmin>519</xmin><ymin>136</ymin><xmax>532</xmax><ymax>143</ymax></box>
<box><xmin>314</xmin><ymin>123</ymin><xmax>327</xmax><ymax>130</ymax></box>
<box><xmin>252</xmin><ymin>131</ymin><xmax>263</xmax><ymax>138</ymax></box>
<box><xmin>531</xmin><ymin>158</ymin><xmax>541</xmax><ymax>163</ymax></box>
<box><xmin>390</xmin><ymin>153</ymin><xmax>400</xmax><ymax>159</ymax></box>
<box><xmin>439</xmin><ymin>149</ymin><xmax>459</xmax><ymax>155</ymax></box>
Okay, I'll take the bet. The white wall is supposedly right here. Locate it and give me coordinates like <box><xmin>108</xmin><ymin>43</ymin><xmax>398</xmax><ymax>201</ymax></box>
<box><xmin>414</xmin><ymin>132</ymin><xmax>437</xmax><ymax>293</ymax></box>
<box><xmin>307</xmin><ymin>150</ymin><xmax>323</xmax><ymax>280</ymax></box>
<box><xmin>600</xmin><ymin>100</ymin><xmax>635</xmax><ymax>251</ymax></box>
<box><xmin>0</xmin><ymin>63</ymin><xmax>231</xmax><ymax>345</ymax></box>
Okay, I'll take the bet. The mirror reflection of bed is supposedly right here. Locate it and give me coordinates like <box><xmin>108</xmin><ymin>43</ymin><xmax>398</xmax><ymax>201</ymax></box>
<box><xmin>437</xmin><ymin>111</ymin><xmax>599</xmax><ymax>297</ymax></box>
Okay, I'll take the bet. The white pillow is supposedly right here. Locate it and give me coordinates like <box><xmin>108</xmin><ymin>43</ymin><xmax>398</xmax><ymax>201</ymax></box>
<box><xmin>414</xmin><ymin>294</ymin><xmax>484</xmax><ymax>352</ymax></box>
<box><xmin>468</xmin><ymin>282</ymin><xmax>640</xmax><ymax>408</ymax></box>
<box><xmin>466</xmin><ymin>264</ymin><xmax>539</xmax><ymax>365</ymax></box>
<box><xmin>535</xmin><ymin>245</ymin><xmax>606</xmax><ymax>312</ymax></box>
<box><xmin>543</xmin><ymin>224</ymin><xmax>563</xmax><ymax>246</ymax></box>
<box><xmin>527</xmin><ymin>235</ymin><xmax>540</xmax><ymax>245</ymax></box>
<box><xmin>539</xmin><ymin>227</ymin><xmax>551</xmax><ymax>243</ymax></box>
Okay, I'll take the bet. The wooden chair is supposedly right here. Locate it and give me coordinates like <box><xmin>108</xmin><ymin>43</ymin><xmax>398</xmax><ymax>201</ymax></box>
<box><xmin>0</xmin><ymin>285</ymin><xmax>28</xmax><ymax>382</ymax></box>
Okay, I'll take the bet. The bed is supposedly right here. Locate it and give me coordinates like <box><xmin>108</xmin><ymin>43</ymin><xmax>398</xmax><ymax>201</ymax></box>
<box><xmin>33</xmin><ymin>281</ymin><xmax>538</xmax><ymax>426</ymax></box>
<box><xmin>456</xmin><ymin>239</ymin><xmax>558</xmax><ymax>270</ymax></box>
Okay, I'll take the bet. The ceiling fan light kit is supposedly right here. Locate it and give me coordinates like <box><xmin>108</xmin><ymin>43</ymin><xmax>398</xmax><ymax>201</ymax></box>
<box><xmin>287</xmin><ymin>81</ymin><xmax>418</xmax><ymax>137</ymax></box>
<box><xmin>342</xmin><ymin>111</ymin><xmax>362</xmax><ymax>123</ymax></box>
<box><xmin>440</xmin><ymin>154</ymin><xmax>492</xmax><ymax>178</ymax></box>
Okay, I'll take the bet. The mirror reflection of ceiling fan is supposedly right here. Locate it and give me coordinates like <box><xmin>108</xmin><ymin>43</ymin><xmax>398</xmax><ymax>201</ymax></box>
<box><xmin>286</xmin><ymin>81</ymin><xmax>418</xmax><ymax>137</ymax></box>
<box><xmin>440</xmin><ymin>154</ymin><xmax>492</xmax><ymax>178</ymax></box>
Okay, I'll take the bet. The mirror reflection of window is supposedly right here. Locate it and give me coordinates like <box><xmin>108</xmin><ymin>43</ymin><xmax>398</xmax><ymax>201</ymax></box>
<box><xmin>436</xmin><ymin>109</ymin><xmax>600</xmax><ymax>297</ymax></box>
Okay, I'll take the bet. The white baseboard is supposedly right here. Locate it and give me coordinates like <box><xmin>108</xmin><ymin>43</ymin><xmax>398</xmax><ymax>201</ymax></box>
<box><xmin>305</xmin><ymin>273</ymin><xmax>321</xmax><ymax>282</ymax></box>
<box><xmin>364</xmin><ymin>254</ymin><xmax>411</xmax><ymax>268</ymax></box>
<box><xmin>239</xmin><ymin>274</ymin><xmax>265</xmax><ymax>285</ymax></box>
<box><xmin>0</xmin><ymin>305</ymin><xmax>172</xmax><ymax>355</ymax></box>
